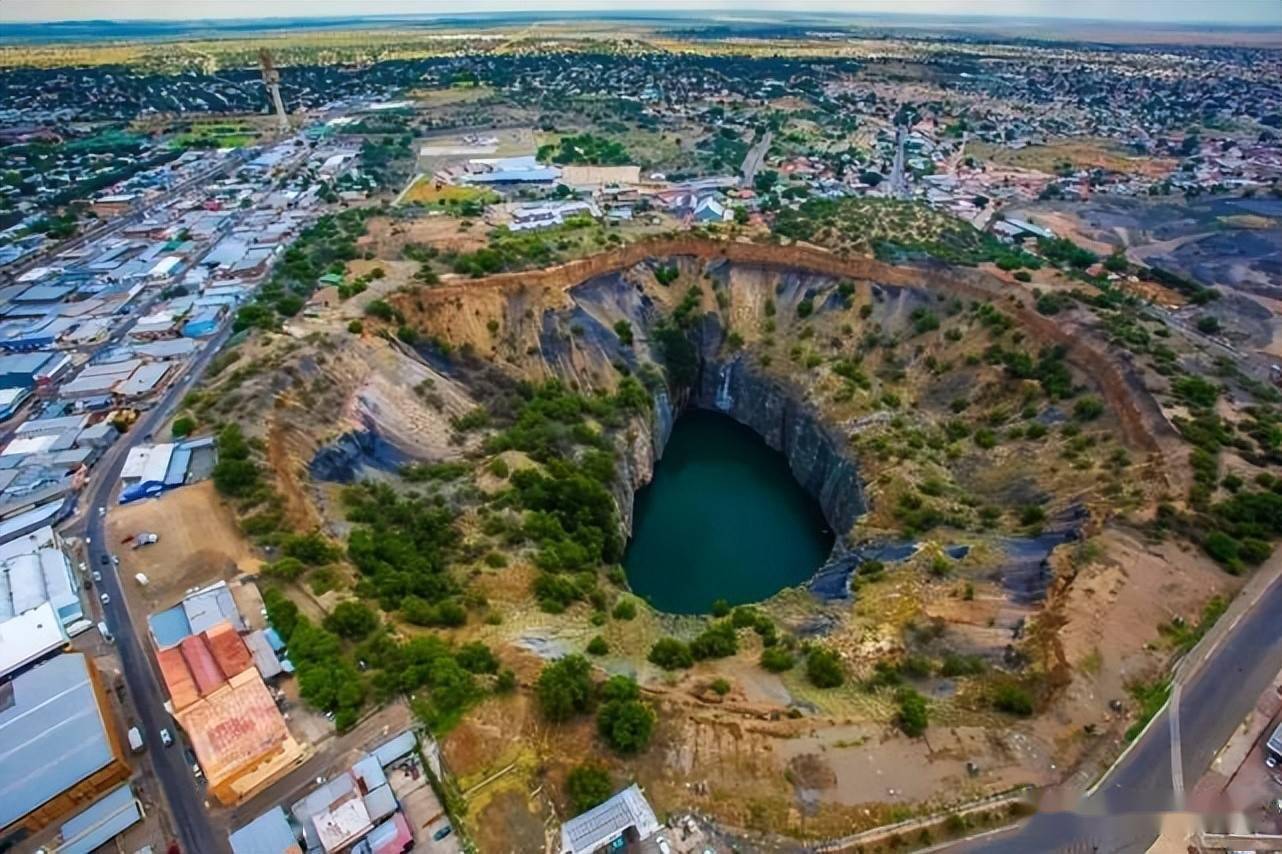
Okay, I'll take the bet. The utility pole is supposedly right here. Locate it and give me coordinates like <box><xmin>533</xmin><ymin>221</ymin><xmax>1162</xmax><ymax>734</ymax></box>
<box><xmin>258</xmin><ymin>49</ymin><xmax>289</xmax><ymax>135</ymax></box>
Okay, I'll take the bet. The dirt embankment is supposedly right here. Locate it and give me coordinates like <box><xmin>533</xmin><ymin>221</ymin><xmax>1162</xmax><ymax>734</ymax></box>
<box><xmin>392</xmin><ymin>237</ymin><xmax>1181</xmax><ymax>479</ymax></box>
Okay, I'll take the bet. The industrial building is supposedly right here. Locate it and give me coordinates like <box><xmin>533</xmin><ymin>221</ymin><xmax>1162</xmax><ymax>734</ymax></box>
<box><xmin>55</xmin><ymin>783</ymin><xmax>143</xmax><ymax>854</ymax></box>
<box><xmin>119</xmin><ymin>435</ymin><xmax>215</xmax><ymax>503</ymax></box>
<box><xmin>0</xmin><ymin>524</ymin><xmax>84</xmax><ymax>632</ymax></box>
<box><xmin>0</xmin><ymin>653</ymin><xmax>132</xmax><ymax>842</ymax></box>
<box><xmin>156</xmin><ymin>618</ymin><xmax>305</xmax><ymax>805</ymax></box>
<box><xmin>230</xmin><ymin>731</ymin><xmax>425</xmax><ymax>854</ymax></box>
<box><xmin>559</xmin><ymin>785</ymin><xmax>661</xmax><ymax>854</ymax></box>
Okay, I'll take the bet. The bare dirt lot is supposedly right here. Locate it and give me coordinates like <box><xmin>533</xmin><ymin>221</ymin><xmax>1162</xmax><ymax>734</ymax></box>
<box><xmin>105</xmin><ymin>480</ymin><xmax>261</xmax><ymax>612</ymax></box>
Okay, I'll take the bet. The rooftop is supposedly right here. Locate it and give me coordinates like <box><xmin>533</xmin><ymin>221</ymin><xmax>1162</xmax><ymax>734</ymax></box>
<box><xmin>560</xmin><ymin>784</ymin><xmax>660</xmax><ymax>854</ymax></box>
<box><xmin>0</xmin><ymin>653</ymin><xmax>116</xmax><ymax>830</ymax></box>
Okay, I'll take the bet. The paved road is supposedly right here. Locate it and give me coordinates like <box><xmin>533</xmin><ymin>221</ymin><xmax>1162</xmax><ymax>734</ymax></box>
<box><xmin>77</xmin><ymin>322</ymin><xmax>237</xmax><ymax>854</ymax></box>
<box><xmin>740</xmin><ymin>130</ymin><xmax>773</xmax><ymax>189</ymax></box>
<box><xmin>966</xmin><ymin>568</ymin><xmax>1282</xmax><ymax>853</ymax></box>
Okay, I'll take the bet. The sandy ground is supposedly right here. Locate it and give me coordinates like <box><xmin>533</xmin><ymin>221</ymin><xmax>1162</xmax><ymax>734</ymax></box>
<box><xmin>1033</xmin><ymin>528</ymin><xmax>1238</xmax><ymax>774</ymax></box>
<box><xmin>105</xmin><ymin>480</ymin><xmax>261</xmax><ymax>613</ymax></box>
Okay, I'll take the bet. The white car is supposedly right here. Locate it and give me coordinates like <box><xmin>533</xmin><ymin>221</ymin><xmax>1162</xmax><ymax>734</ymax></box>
<box><xmin>99</xmin><ymin>592</ymin><xmax>110</xmax><ymax>605</ymax></box>
<box><xmin>92</xmin><ymin>570</ymin><xmax>101</xmax><ymax>583</ymax></box>
<box><xmin>160</xmin><ymin>728</ymin><xmax>173</xmax><ymax>747</ymax></box>
<box><xmin>97</xmin><ymin>506</ymin><xmax>105</xmax><ymax>517</ymax></box>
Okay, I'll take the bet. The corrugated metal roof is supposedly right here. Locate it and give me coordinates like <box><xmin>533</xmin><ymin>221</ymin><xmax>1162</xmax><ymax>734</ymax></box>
<box><xmin>157</xmin><ymin>645</ymin><xmax>200</xmax><ymax>710</ymax></box>
<box><xmin>244</xmin><ymin>630</ymin><xmax>284</xmax><ymax>680</ymax></box>
<box><xmin>206</xmin><ymin>622</ymin><xmax>253</xmax><ymax>679</ymax></box>
<box><xmin>229</xmin><ymin>806</ymin><xmax>302</xmax><ymax>854</ymax></box>
<box><xmin>0</xmin><ymin>654</ymin><xmax>115</xmax><ymax>829</ymax></box>
<box><xmin>0</xmin><ymin>601</ymin><xmax>67</xmax><ymax>677</ymax></box>
<box><xmin>369</xmin><ymin>731</ymin><xmax>416</xmax><ymax>768</ymax></box>
<box><xmin>58</xmin><ymin>783</ymin><xmax>141</xmax><ymax>854</ymax></box>
<box><xmin>181</xmin><ymin>633</ymin><xmax>226</xmax><ymax>696</ymax></box>
<box><xmin>183</xmin><ymin>582</ymin><xmax>245</xmax><ymax>635</ymax></box>
<box><xmin>361</xmin><ymin>784</ymin><xmax>397</xmax><ymax>823</ymax></box>
<box><xmin>559</xmin><ymin>784</ymin><xmax>659</xmax><ymax>854</ymax></box>
<box><xmin>117</xmin><ymin>362</ymin><xmax>171</xmax><ymax>398</ymax></box>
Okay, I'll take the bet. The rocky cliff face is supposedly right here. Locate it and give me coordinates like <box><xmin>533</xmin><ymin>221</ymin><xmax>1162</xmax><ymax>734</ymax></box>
<box><xmin>688</xmin><ymin>357</ymin><xmax>866</xmax><ymax>541</ymax></box>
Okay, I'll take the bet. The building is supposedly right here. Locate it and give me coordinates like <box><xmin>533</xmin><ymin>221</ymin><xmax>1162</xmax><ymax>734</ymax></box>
<box><xmin>230</xmin><ymin>731</ymin><xmax>424</xmax><ymax>854</ymax></box>
<box><xmin>0</xmin><ymin>524</ymin><xmax>84</xmax><ymax>631</ymax></box>
<box><xmin>559</xmin><ymin>785</ymin><xmax>661</xmax><ymax>854</ymax></box>
<box><xmin>459</xmin><ymin>155</ymin><xmax>561</xmax><ymax>186</ymax></box>
<box><xmin>182</xmin><ymin>307</ymin><xmax>222</xmax><ymax>338</ymax></box>
<box><xmin>55</xmin><ymin>783</ymin><xmax>143</xmax><ymax>854</ymax></box>
<box><xmin>0</xmin><ymin>386</ymin><xmax>30</xmax><ymax>419</ymax></box>
<box><xmin>0</xmin><ymin>653</ymin><xmax>132</xmax><ymax>841</ymax></box>
<box><xmin>0</xmin><ymin>601</ymin><xmax>68</xmax><ymax>677</ymax></box>
<box><xmin>229</xmin><ymin>806</ymin><xmax>303</xmax><ymax>854</ymax></box>
<box><xmin>155</xmin><ymin>618</ymin><xmax>304</xmax><ymax>805</ymax></box>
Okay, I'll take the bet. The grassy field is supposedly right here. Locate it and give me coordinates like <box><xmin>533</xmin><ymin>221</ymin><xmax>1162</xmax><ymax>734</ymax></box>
<box><xmin>400</xmin><ymin>177</ymin><xmax>497</xmax><ymax>207</ymax></box>
<box><xmin>173</xmin><ymin>120</ymin><xmax>260</xmax><ymax>149</ymax></box>
<box><xmin>967</xmin><ymin>138</ymin><xmax>1173</xmax><ymax>177</ymax></box>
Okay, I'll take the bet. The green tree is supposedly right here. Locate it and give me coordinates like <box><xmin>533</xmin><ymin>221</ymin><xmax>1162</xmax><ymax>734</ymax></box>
<box><xmin>536</xmin><ymin>655</ymin><xmax>594</xmax><ymax>721</ymax></box>
<box><xmin>596</xmin><ymin>675</ymin><xmax>655</xmax><ymax>754</ymax></box>
<box><xmin>566</xmin><ymin>763</ymin><xmax>613</xmax><ymax>814</ymax></box>
<box><xmin>324</xmin><ymin>601</ymin><xmax>379</xmax><ymax>641</ymax></box>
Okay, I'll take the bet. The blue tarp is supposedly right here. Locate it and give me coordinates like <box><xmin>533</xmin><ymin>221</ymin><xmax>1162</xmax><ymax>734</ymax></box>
<box><xmin>119</xmin><ymin>480</ymin><xmax>164</xmax><ymax>503</ymax></box>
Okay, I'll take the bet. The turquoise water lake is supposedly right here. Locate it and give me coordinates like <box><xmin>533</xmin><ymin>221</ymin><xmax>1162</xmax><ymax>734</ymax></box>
<box><xmin>623</xmin><ymin>410</ymin><xmax>833</xmax><ymax>614</ymax></box>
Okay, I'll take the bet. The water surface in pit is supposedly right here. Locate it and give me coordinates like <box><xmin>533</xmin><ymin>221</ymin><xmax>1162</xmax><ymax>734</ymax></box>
<box><xmin>623</xmin><ymin>409</ymin><xmax>834</xmax><ymax>614</ymax></box>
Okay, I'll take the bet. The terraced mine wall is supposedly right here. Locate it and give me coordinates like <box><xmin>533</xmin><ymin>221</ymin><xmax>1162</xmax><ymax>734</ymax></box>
<box><xmin>421</xmin><ymin>236</ymin><xmax>1179</xmax><ymax>471</ymax></box>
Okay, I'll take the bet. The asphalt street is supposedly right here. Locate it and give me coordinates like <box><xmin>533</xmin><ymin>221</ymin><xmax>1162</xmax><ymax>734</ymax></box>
<box><xmin>967</xmin><ymin>567</ymin><xmax>1282</xmax><ymax>853</ymax></box>
<box><xmin>78</xmin><ymin>321</ymin><xmax>236</xmax><ymax>854</ymax></box>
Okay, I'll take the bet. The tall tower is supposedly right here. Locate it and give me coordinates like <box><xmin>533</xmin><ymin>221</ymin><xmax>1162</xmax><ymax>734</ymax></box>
<box><xmin>258</xmin><ymin>49</ymin><xmax>289</xmax><ymax>134</ymax></box>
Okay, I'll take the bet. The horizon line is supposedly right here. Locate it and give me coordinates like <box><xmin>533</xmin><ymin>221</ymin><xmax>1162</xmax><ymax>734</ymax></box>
<box><xmin>3</xmin><ymin>9</ymin><xmax>1278</xmax><ymax>29</ymax></box>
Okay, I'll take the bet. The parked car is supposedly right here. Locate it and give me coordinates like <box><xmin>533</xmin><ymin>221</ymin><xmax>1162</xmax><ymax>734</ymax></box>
<box><xmin>92</xmin><ymin>570</ymin><xmax>101</xmax><ymax>583</ymax></box>
<box><xmin>160</xmin><ymin>728</ymin><xmax>173</xmax><ymax>747</ymax></box>
<box><xmin>99</xmin><ymin>592</ymin><xmax>110</xmax><ymax>605</ymax></box>
<box><xmin>99</xmin><ymin>554</ymin><xmax>110</xmax><ymax>566</ymax></box>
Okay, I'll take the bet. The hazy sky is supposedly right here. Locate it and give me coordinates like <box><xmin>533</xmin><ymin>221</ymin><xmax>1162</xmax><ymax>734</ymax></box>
<box><xmin>1</xmin><ymin>0</ymin><xmax>1279</xmax><ymax>24</ymax></box>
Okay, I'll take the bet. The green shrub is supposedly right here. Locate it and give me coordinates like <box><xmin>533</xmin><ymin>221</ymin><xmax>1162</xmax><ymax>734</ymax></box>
<box><xmin>611</xmin><ymin>598</ymin><xmax>637</xmax><ymax>621</ymax></box>
<box><xmin>991</xmin><ymin>683</ymin><xmax>1035</xmax><ymax>716</ymax></box>
<box><xmin>586</xmin><ymin>636</ymin><xmax>609</xmax><ymax>656</ymax></box>
<box><xmin>806</xmin><ymin>647</ymin><xmax>845</xmax><ymax>688</ymax></box>
<box><xmin>171</xmin><ymin>415</ymin><xmax>196</xmax><ymax>438</ymax></box>
<box><xmin>456</xmin><ymin>642</ymin><xmax>499</xmax><ymax>674</ymax></box>
<box><xmin>648</xmin><ymin>638</ymin><xmax>694</xmax><ymax>670</ymax></box>
<box><xmin>760</xmin><ymin>647</ymin><xmax>795</xmax><ymax>672</ymax></box>
<box><xmin>690</xmin><ymin>621</ymin><xmax>738</xmax><ymax>660</ymax></box>
<box><xmin>895</xmin><ymin>687</ymin><xmax>929</xmax><ymax>736</ymax></box>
